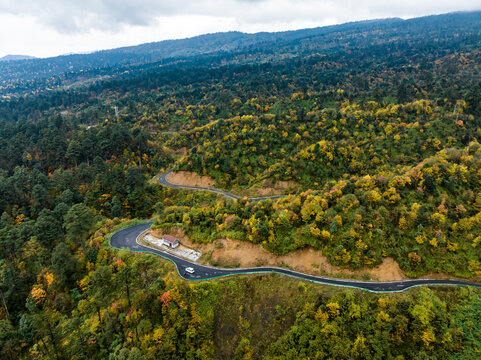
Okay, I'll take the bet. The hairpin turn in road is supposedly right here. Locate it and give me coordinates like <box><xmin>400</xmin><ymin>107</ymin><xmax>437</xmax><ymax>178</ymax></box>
<box><xmin>158</xmin><ymin>170</ymin><xmax>286</xmax><ymax>201</ymax></box>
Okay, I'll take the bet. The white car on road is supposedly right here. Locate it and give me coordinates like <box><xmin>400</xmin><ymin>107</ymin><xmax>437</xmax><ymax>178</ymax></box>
<box><xmin>185</xmin><ymin>267</ymin><xmax>195</xmax><ymax>274</ymax></box>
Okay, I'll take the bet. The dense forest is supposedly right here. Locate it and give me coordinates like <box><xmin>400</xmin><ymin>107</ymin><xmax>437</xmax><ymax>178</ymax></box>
<box><xmin>1</xmin><ymin>11</ymin><xmax>481</xmax><ymax>359</ymax></box>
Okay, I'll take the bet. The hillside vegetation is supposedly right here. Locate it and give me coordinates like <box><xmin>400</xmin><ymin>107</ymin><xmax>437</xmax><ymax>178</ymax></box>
<box><xmin>0</xmin><ymin>11</ymin><xmax>481</xmax><ymax>358</ymax></box>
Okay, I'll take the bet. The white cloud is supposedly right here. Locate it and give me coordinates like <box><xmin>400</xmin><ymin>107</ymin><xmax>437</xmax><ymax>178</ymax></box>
<box><xmin>0</xmin><ymin>0</ymin><xmax>480</xmax><ymax>57</ymax></box>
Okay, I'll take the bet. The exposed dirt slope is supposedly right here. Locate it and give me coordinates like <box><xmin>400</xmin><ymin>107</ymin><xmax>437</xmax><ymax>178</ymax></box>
<box><xmin>255</xmin><ymin>178</ymin><xmax>299</xmax><ymax>196</ymax></box>
<box><xmin>151</xmin><ymin>228</ymin><xmax>406</xmax><ymax>281</ymax></box>
<box><xmin>166</xmin><ymin>171</ymin><xmax>215</xmax><ymax>188</ymax></box>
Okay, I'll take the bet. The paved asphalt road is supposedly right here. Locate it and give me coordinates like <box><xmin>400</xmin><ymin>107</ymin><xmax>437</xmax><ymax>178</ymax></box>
<box><xmin>110</xmin><ymin>222</ymin><xmax>481</xmax><ymax>292</ymax></box>
<box><xmin>159</xmin><ymin>170</ymin><xmax>286</xmax><ymax>201</ymax></box>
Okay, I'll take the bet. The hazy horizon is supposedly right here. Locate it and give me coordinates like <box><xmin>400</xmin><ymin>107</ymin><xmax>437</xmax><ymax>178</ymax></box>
<box><xmin>1</xmin><ymin>1</ymin><xmax>480</xmax><ymax>59</ymax></box>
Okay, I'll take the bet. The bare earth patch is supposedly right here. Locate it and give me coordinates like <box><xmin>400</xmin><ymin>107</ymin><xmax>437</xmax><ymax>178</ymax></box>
<box><xmin>166</xmin><ymin>171</ymin><xmax>215</xmax><ymax>188</ymax></box>
<box><xmin>151</xmin><ymin>228</ymin><xmax>406</xmax><ymax>281</ymax></box>
<box><xmin>255</xmin><ymin>178</ymin><xmax>299</xmax><ymax>196</ymax></box>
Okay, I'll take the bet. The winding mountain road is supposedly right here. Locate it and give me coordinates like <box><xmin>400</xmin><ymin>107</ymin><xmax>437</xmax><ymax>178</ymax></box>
<box><xmin>159</xmin><ymin>170</ymin><xmax>286</xmax><ymax>201</ymax></box>
<box><xmin>109</xmin><ymin>222</ymin><xmax>481</xmax><ymax>292</ymax></box>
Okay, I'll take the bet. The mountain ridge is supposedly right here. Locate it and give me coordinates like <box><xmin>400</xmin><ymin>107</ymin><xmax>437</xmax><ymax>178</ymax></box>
<box><xmin>0</xmin><ymin>54</ymin><xmax>36</xmax><ymax>62</ymax></box>
<box><xmin>0</xmin><ymin>11</ymin><xmax>480</xmax><ymax>98</ymax></box>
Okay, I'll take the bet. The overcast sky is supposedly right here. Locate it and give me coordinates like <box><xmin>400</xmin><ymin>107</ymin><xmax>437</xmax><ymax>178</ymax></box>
<box><xmin>0</xmin><ymin>0</ymin><xmax>480</xmax><ymax>58</ymax></box>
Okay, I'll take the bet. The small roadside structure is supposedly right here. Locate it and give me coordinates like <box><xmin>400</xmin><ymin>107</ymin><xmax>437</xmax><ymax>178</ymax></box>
<box><xmin>142</xmin><ymin>232</ymin><xmax>201</xmax><ymax>261</ymax></box>
<box><xmin>161</xmin><ymin>234</ymin><xmax>180</xmax><ymax>248</ymax></box>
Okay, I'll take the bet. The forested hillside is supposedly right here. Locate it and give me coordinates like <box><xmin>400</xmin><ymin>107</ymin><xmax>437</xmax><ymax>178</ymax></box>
<box><xmin>1</xmin><ymin>11</ymin><xmax>481</xmax><ymax>359</ymax></box>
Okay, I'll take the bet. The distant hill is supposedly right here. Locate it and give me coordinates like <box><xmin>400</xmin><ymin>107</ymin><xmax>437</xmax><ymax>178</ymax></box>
<box><xmin>0</xmin><ymin>17</ymin><xmax>406</xmax><ymax>85</ymax></box>
<box><xmin>0</xmin><ymin>11</ymin><xmax>480</xmax><ymax>98</ymax></box>
<box><xmin>0</xmin><ymin>54</ymin><xmax>37</xmax><ymax>62</ymax></box>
